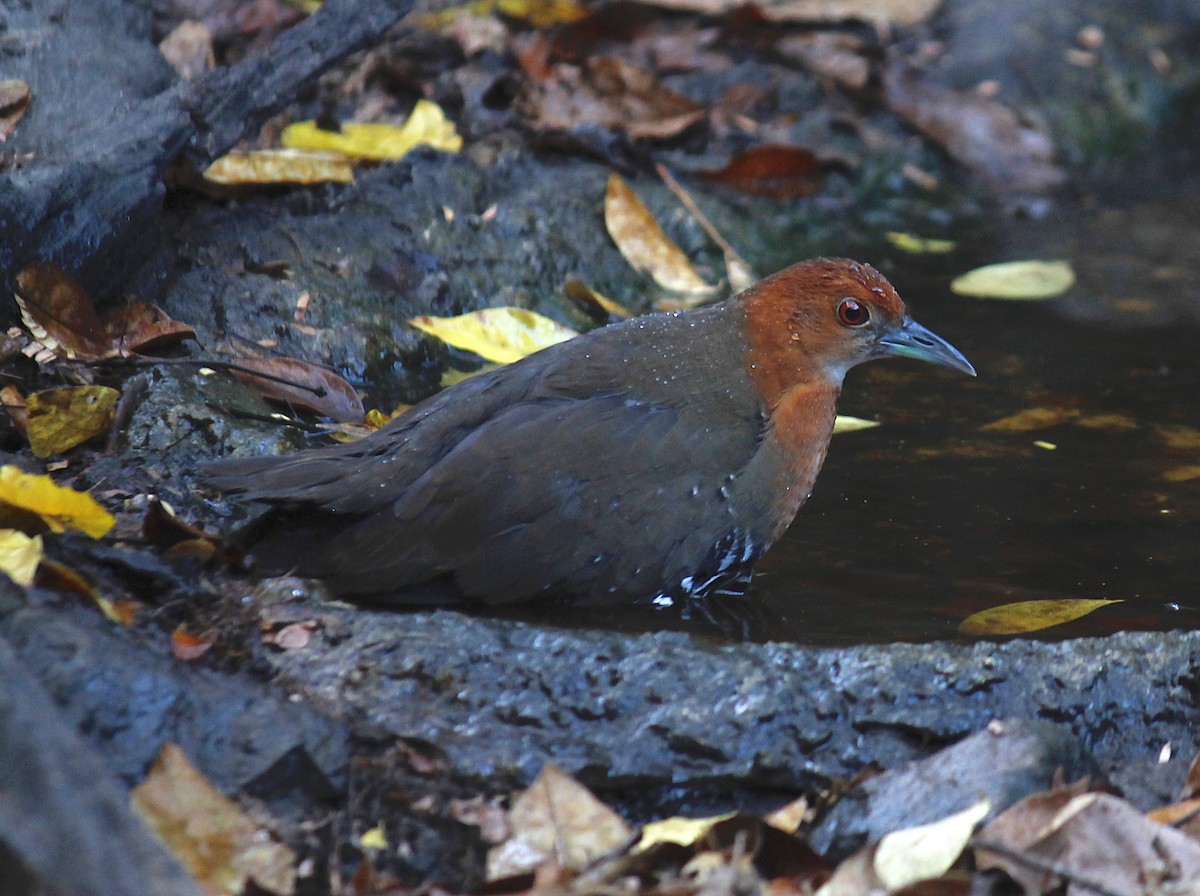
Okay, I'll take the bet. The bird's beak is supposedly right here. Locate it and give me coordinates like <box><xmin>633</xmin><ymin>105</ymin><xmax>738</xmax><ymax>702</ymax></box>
<box><xmin>878</xmin><ymin>318</ymin><xmax>976</xmax><ymax>377</ymax></box>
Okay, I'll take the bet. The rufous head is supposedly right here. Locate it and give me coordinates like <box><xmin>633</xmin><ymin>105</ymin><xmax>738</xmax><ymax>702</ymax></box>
<box><xmin>742</xmin><ymin>257</ymin><xmax>975</xmax><ymax>406</ymax></box>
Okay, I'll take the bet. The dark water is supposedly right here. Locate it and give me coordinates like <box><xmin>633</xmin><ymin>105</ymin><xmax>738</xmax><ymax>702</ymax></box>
<box><xmin>502</xmin><ymin>188</ymin><xmax>1200</xmax><ymax>644</ymax></box>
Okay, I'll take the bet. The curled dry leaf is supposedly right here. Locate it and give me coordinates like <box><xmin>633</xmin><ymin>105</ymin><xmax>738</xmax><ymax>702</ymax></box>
<box><xmin>104</xmin><ymin>302</ymin><xmax>197</xmax><ymax>356</ymax></box>
<box><xmin>25</xmin><ymin>386</ymin><xmax>120</xmax><ymax>458</ymax></box>
<box><xmin>882</xmin><ymin>61</ymin><xmax>1067</xmax><ymax>196</ymax></box>
<box><xmin>409</xmin><ymin>308</ymin><xmax>578</xmax><ymax>365</ymax></box>
<box><xmin>951</xmin><ymin>260</ymin><xmax>1076</xmax><ymax>300</ymax></box>
<box><xmin>519</xmin><ymin>56</ymin><xmax>706</xmax><ymax>141</ymax></box>
<box><xmin>0</xmin><ymin>78</ymin><xmax>31</xmax><ymax>141</ymax></box>
<box><xmin>605</xmin><ymin>173</ymin><xmax>715</xmax><ymax>297</ymax></box>
<box><xmin>959</xmin><ymin>598</ymin><xmax>1122</xmax><ymax>636</ymax></box>
<box><xmin>282</xmin><ymin>99</ymin><xmax>462</xmax><ymax>161</ymax></box>
<box><xmin>832</xmin><ymin>415</ymin><xmax>880</xmax><ymax>434</ymax></box>
<box><xmin>230</xmin><ymin>357</ymin><xmax>365</xmax><ymax>422</ymax></box>
<box><xmin>204</xmin><ymin>149</ymin><xmax>354</xmax><ymax>186</ymax></box>
<box><xmin>15</xmin><ymin>263</ymin><xmax>110</xmax><ymax>359</ymax></box>
<box><xmin>562</xmin><ymin>277</ymin><xmax>634</xmax><ymax>323</ymax></box>
<box><xmin>701</xmin><ymin>145</ymin><xmax>825</xmax><ymax>199</ymax></box>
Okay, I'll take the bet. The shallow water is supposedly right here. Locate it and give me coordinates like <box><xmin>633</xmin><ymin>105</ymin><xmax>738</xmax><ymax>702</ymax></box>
<box><xmin>503</xmin><ymin>186</ymin><xmax>1200</xmax><ymax>644</ymax></box>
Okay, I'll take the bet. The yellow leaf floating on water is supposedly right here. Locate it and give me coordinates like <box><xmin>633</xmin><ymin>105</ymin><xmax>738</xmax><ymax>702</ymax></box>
<box><xmin>959</xmin><ymin>598</ymin><xmax>1122</xmax><ymax>636</ymax></box>
<box><xmin>0</xmin><ymin>465</ymin><xmax>115</xmax><ymax>538</ymax></box>
<box><xmin>981</xmin><ymin>407</ymin><xmax>1074</xmax><ymax>432</ymax></box>
<box><xmin>951</xmin><ymin>260</ymin><xmax>1075</xmax><ymax>300</ymax></box>
<box><xmin>25</xmin><ymin>385</ymin><xmax>120</xmax><ymax>458</ymax></box>
<box><xmin>0</xmin><ymin>530</ymin><xmax>42</xmax><ymax>586</ymax></box>
<box><xmin>204</xmin><ymin>149</ymin><xmax>354</xmax><ymax>185</ymax></box>
<box><xmin>605</xmin><ymin>172</ymin><xmax>716</xmax><ymax>299</ymax></box>
<box><xmin>833</xmin><ymin>415</ymin><xmax>880</xmax><ymax>434</ymax></box>
<box><xmin>410</xmin><ymin>308</ymin><xmax>578</xmax><ymax>364</ymax></box>
<box><xmin>886</xmin><ymin>232</ymin><xmax>956</xmax><ymax>254</ymax></box>
<box><xmin>282</xmin><ymin>100</ymin><xmax>462</xmax><ymax>161</ymax></box>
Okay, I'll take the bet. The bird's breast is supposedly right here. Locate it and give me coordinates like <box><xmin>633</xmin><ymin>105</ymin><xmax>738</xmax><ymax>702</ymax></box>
<box><xmin>761</xmin><ymin>381</ymin><xmax>841</xmax><ymax>542</ymax></box>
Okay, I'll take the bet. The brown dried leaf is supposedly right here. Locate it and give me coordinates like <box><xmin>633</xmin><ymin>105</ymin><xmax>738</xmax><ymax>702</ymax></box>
<box><xmin>2</xmin><ymin>385</ymin><xmax>27</xmax><ymax>436</ymax></box>
<box><xmin>0</xmin><ymin>79</ymin><xmax>30</xmax><ymax>141</ymax></box>
<box><xmin>976</xmin><ymin>792</ymin><xmax>1200</xmax><ymax>895</ymax></box>
<box><xmin>132</xmin><ymin>742</ymin><xmax>297</xmax><ymax>895</ymax></box>
<box><xmin>882</xmin><ymin>61</ymin><xmax>1066</xmax><ymax>196</ymax></box>
<box><xmin>103</xmin><ymin>302</ymin><xmax>197</xmax><ymax>356</ymax></box>
<box><xmin>701</xmin><ymin>145</ymin><xmax>824</xmax><ymax>199</ymax></box>
<box><xmin>486</xmin><ymin>764</ymin><xmax>631</xmax><ymax>880</ymax></box>
<box><xmin>562</xmin><ymin>277</ymin><xmax>634</xmax><ymax>323</ymax></box>
<box><xmin>777</xmin><ymin>32</ymin><xmax>871</xmax><ymax>90</ymax></box>
<box><xmin>14</xmin><ymin>263</ymin><xmax>110</xmax><ymax>359</ymax></box>
<box><xmin>159</xmin><ymin>21</ymin><xmax>214</xmax><ymax>80</ymax></box>
<box><xmin>605</xmin><ymin>173</ymin><xmax>715</xmax><ymax>297</ymax></box>
<box><xmin>230</xmin><ymin>357</ymin><xmax>365</xmax><ymax>422</ymax></box>
<box><xmin>171</xmin><ymin>625</ymin><xmax>215</xmax><ymax>662</ymax></box>
<box><xmin>519</xmin><ymin>56</ymin><xmax>705</xmax><ymax>140</ymax></box>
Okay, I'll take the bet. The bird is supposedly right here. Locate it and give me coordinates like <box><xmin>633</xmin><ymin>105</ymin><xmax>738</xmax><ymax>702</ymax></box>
<box><xmin>205</xmin><ymin>258</ymin><xmax>974</xmax><ymax>606</ymax></box>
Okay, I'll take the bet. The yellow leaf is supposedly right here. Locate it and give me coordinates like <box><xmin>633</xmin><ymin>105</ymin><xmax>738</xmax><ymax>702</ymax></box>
<box><xmin>358</xmin><ymin>825</ymin><xmax>388</xmax><ymax>850</ymax></box>
<box><xmin>25</xmin><ymin>385</ymin><xmax>120</xmax><ymax>458</ymax></box>
<box><xmin>981</xmin><ymin>407</ymin><xmax>1075</xmax><ymax>432</ymax></box>
<box><xmin>132</xmin><ymin>743</ymin><xmax>296</xmax><ymax>895</ymax></box>
<box><xmin>951</xmin><ymin>260</ymin><xmax>1075</xmax><ymax>300</ymax></box>
<box><xmin>204</xmin><ymin>149</ymin><xmax>354</xmax><ymax>185</ymax></box>
<box><xmin>874</xmin><ymin>800</ymin><xmax>989</xmax><ymax>890</ymax></box>
<box><xmin>605</xmin><ymin>173</ymin><xmax>716</xmax><ymax>298</ymax></box>
<box><xmin>0</xmin><ymin>466</ymin><xmax>114</xmax><ymax>538</ymax></box>
<box><xmin>1156</xmin><ymin>425</ymin><xmax>1200</xmax><ymax>450</ymax></box>
<box><xmin>959</xmin><ymin>599</ymin><xmax>1122</xmax><ymax>636</ymax></box>
<box><xmin>562</xmin><ymin>277</ymin><xmax>634</xmax><ymax>320</ymax></box>
<box><xmin>410</xmin><ymin>308</ymin><xmax>578</xmax><ymax>364</ymax></box>
<box><xmin>0</xmin><ymin>530</ymin><xmax>42</xmax><ymax>586</ymax></box>
<box><xmin>637</xmin><ymin>812</ymin><xmax>736</xmax><ymax>850</ymax></box>
<box><xmin>425</xmin><ymin>0</ymin><xmax>586</xmax><ymax>28</ymax></box>
<box><xmin>886</xmin><ymin>232</ymin><xmax>956</xmax><ymax>254</ymax></box>
<box><xmin>1164</xmin><ymin>465</ymin><xmax>1200</xmax><ymax>483</ymax></box>
<box><xmin>282</xmin><ymin>100</ymin><xmax>462</xmax><ymax>161</ymax></box>
<box><xmin>833</xmin><ymin>415</ymin><xmax>880</xmax><ymax>434</ymax></box>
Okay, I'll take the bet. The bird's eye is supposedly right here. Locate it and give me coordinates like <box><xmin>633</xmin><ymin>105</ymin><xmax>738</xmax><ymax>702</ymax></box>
<box><xmin>837</xmin><ymin>298</ymin><xmax>870</xmax><ymax>327</ymax></box>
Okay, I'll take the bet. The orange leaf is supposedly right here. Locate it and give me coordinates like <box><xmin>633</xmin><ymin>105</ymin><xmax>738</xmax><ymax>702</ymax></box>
<box><xmin>701</xmin><ymin>145</ymin><xmax>824</xmax><ymax>198</ymax></box>
<box><xmin>171</xmin><ymin>625</ymin><xmax>214</xmax><ymax>661</ymax></box>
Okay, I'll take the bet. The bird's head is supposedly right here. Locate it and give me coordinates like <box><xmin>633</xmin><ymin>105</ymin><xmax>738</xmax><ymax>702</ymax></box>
<box><xmin>742</xmin><ymin>257</ymin><xmax>975</xmax><ymax>406</ymax></box>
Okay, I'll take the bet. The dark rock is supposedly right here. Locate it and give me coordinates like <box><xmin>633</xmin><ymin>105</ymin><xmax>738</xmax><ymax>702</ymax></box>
<box><xmin>0</xmin><ymin>636</ymin><xmax>201</xmax><ymax>896</ymax></box>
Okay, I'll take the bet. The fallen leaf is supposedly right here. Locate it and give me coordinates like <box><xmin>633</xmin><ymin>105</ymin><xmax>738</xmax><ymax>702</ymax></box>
<box><xmin>282</xmin><ymin>100</ymin><xmax>461</xmax><ymax>161</ymax></box>
<box><xmin>2</xmin><ymin>385</ymin><xmax>28</xmax><ymax>436</ymax></box>
<box><xmin>833</xmin><ymin>415</ymin><xmax>880</xmax><ymax>434</ymax></box>
<box><xmin>633</xmin><ymin>0</ymin><xmax>941</xmax><ymax>29</ymax></box>
<box><xmin>764</xmin><ymin>796</ymin><xmax>811</xmax><ymax>834</ymax></box>
<box><xmin>605</xmin><ymin>173</ymin><xmax>715</xmax><ymax>297</ymax></box>
<box><xmin>427</xmin><ymin>0</ymin><xmax>588</xmax><ymax>28</ymax></box>
<box><xmin>882</xmin><ymin>61</ymin><xmax>1066</xmax><ymax>196</ymax></box>
<box><xmin>519</xmin><ymin>56</ymin><xmax>706</xmax><ymax>140</ymax></box>
<box><xmin>0</xmin><ymin>79</ymin><xmax>31</xmax><ymax>141</ymax></box>
<box><xmin>959</xmin><ymin>598</ymin><xmax>1122</xmax><ymax>636</ymax></box>
<box><xmin>0</xmin><ymin>466</ymin><xmax>114</xmax><ymax>538</ymax></box>
<box><xmin>132</xmin><ymin>743</ymin><xmax>296</xmax><ymax>896</ymax></box>
<box><xmin>104</xmin><ymin>302</ymin><xmax>197</xmax><ymax>356</ymax></box>
<box><xmin>409</xmin><ymin>308</ymin><xmax>578</xmax><ymax>364</ymax></box>
<box><xmin>358</xmin><ymin>825</ymin><xmax>388</xmax><ymax>850</ymax></box>
<box><xmin>873</xmin><ymin>800</ymin><xmax>989</xmax><ymax>890</ymax></box>
<box><xmin>204</xmin><ymin>149</ymin><xmax>354</xmax><ymax>185</ymax></box>
<box><xmin>981</xmin><ymin>407</ymin><xmax>1075</xmax><ymax>432</ymax></box>
<box><xmin>777</xmin><ymin>32</ymin><xmax>871</xmax><ymax>90</ymax></box>
<box><xmin>1156</xmin><ymin>424</ymin><xmax>1200</xmax><ymax>450</ymax></box>
<box><xmin>1164</xmin><ymin>466</ymin><xmax>1200</xmax><ymax>483</ymax></box>
<box><xmin>886</xmin><ymin>232</ymin><xmax>957</xmax><ymax>254</ymax></box>
<box><xmin>562</xmin><ymin>277</ymin><xmax>634</xmax><ymax>322</ymax></box>
<box><xmin>159</xmin><ymin>20</ymin><xmax>214</xmax><ymax>80</ymax></box>
<box><xmin>638</xmin><ymin>812</ymin><xmax>736</xmax><ymax>849</ymax></box>
<box><xmin>486</xmin><ymin>764</ymin><xmax>631</xmax><ymax>880</ymax></box>
<box><xmin>951</xmin><ymin>260</ymin><xmax>1076</xmax><ymax>300</ymax></box>
<box><xmin>701</xmin><ymin>146</ymin><xmax>824</xmax><ymax>199</ymax></box>
<box><xmin>976</xmin><ymin>792</ymin><xmax>1200</xmax><ymax>896</ymax></box>
<box><xmin>14</xmin><ymin>263</ymin><xmax>111</xmax><ymax>359</ymax></box>
<box><xmin>171</xmin><ymin>625</ymin><xmax>215</xmax><ymax>662</ymax></box>
<box><xmin>229</xmin><ymin>357</ymin><xmax>365</xmax><ymax>422</ymax></box>
<box><xmin>25</xmin><ymin>386</ymin><xmax>120</xmax><ymax>458</ymax></box>
<box><xmin>0</xmin><ymin>530</ymin><xmax>42</xmax><ymax>586</ymax></box>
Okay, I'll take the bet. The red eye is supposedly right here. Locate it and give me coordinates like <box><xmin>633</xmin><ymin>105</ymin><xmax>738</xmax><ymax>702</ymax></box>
<box><xmin>837</xmin><ymin>298</ymin><xmax>870</xmax><ymax>327</ymax></box>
